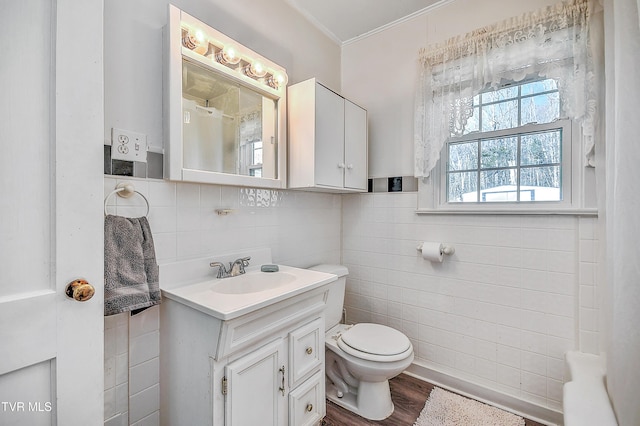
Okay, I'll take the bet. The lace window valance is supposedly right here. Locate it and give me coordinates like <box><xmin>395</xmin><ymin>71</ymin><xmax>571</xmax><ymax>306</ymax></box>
<box><xmin>414</xmin><ymin>0</ymin><xmax>598</xmax><ymax>178</ymax></box>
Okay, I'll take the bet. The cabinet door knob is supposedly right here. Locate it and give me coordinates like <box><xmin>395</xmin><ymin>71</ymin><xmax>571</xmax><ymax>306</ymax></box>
<box><xmin>306</xmin><ymin>346</ymin><xmax>313</xmax><ymax>355</ymax></box>
<box><xmin>306</xmin><ymin>403</ymin><xmax>313</xmax><ymax>412</ymax></box>
<box><xmin>337</xmin><ymin>163</ymin><xmax>345</xmax><ymax>169</ymax></box>
<box><xmin>347</xmin><ymin>164</ymin><xmax>354</xmax><ymax>169</ymax></box>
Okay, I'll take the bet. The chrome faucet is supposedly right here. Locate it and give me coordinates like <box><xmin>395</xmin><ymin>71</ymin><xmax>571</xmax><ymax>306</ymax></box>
<box><xmin>229</xmin><ymin>256</ymin><xmax>251</xmax><ymax>276</ymax></box>
<box><xmin>209</xmin><ymin>256</ymin><xmax>251</xmax><ymax>278</ymax></box>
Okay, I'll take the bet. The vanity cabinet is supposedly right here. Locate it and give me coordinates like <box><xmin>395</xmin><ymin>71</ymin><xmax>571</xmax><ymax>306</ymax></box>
<box><xmin>160</xmin><ymin>285</ymin><xmax>328</xmax><ymax>426</ymax></box>
<box><xmin>288</xmin><ymin>78</ymin><xmax>368</xmax><ymax>192</ymax></box>
<box><xmin>225</xmin><ymin>338</ymin><xmax>287</xmax><ymax>425</ymax></box>
<box><xmin>225</xmin><ymin>318</ymin><xmax>324</xmax><ymax>426</ymax></box>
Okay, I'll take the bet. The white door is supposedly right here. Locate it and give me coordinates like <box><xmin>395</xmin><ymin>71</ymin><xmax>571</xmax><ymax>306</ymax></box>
<box><xmin>0</xmin><ymin>1</ymin><xmax>104</xmax><ymax>425</ymax></box>
<box><xmin>344</xmin><ymin>100</ymin><xmax>368</xmax><ymax>191</ymax></box>
<box><xmin>225</xmin><ymin>339</ymin><xmax>287</xmax><ymax>426</ymax></box>
<box><xmin>315</xmin><ymin>83</ymin><xmax>345</xmax><ymax>189</ymax></box>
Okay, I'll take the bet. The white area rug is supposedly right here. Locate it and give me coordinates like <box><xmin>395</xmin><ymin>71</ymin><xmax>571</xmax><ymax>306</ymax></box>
<box><xmin>414</xmin><ymin>388</ymin><xmax>525</xmax><ymax>426</ymax></box>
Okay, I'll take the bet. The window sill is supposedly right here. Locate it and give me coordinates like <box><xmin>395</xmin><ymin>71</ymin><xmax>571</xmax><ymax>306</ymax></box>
<box><xmin>415</xmin><ymin>207</ymin><xmax>597</xmax><ymax>216</ymax></box>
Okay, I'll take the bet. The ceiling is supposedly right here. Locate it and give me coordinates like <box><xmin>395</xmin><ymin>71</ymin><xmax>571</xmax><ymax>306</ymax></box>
<box><xmin>286</xmin><ymin>0</ymin><xmax>446</xmax><ymax>44</ymax></box>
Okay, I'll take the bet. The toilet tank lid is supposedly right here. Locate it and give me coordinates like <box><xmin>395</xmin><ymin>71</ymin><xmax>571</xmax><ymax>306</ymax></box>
<box><xmin>308</xmin><ymin>264</ymin><xmax>348</xmax><ymax>277</ymax></box>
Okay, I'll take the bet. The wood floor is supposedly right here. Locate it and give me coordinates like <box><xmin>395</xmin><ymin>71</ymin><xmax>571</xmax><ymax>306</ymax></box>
<box><xmin>322</xmin><ymin>373</ymin><xmax>546</xmax><ymax>426</ymax></box>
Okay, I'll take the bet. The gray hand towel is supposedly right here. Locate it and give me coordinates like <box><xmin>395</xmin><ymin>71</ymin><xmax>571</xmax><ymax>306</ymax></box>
<box><xmin>104</xmin><ymin>215</ymin><xmax>161</xmax><ymax>316</ymax></box>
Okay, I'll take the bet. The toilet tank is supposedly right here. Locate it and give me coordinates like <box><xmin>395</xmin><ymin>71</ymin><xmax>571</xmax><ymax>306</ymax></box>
<box><xmin>308</xmin><ymin>264</ymin><xmax>348</xmax><ymax>331</ymax></box>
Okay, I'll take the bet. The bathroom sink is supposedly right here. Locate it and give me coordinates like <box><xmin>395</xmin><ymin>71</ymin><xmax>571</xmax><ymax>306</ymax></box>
<box><xmin>210</xmin><ymin>270</ymin><xmax>297</xmax><ymax>294</ymax></box>
<box><xmin>160</xmin><ymin>260</ymin><xmax>337</xmax><ymax>320</ymax></box>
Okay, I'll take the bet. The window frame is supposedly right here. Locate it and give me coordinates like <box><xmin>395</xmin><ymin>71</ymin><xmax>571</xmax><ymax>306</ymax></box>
<box><xmin>420</xmin><ymin>116</ymin><xmax>585</xmax><ymax>214</ymax></box>
<box><xmin>416</xmin><ymin>75</ymin><xmax>596</xmax><ymax>215</ymax></box>
<box><xmin>442</xmin><ymin>120</ymin><xmax>572</xmax><ymax>206</ymax></box>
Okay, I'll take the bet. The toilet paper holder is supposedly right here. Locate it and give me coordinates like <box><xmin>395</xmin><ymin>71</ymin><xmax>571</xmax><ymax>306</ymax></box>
<box><xmin>416</xmin><ymin>242</ymin><xmax>455</xmax><ymax>256</ymax></box>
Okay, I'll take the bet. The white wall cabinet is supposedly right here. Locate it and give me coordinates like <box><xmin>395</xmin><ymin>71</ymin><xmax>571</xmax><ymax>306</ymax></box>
<box><xmin>160</xmin><ymin>287</ymin><xmax>328</xmax><ymax>426</ymax></box>
<box><xmin>288</xmin><ymin>78</ymin><xmax>368</xmax><ymax>192</ymax></box>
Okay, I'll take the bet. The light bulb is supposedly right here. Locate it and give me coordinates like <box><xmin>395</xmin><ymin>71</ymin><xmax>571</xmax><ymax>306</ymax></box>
<box><xmin>275</xmin><ymin>71</ymin><xmax>288</xmax><ymax>87</ymax></box>
<box><xmin>216</xmin><ymin>44</ymin><xmax>241</xmax><ymax>65</ymax></box>
<box><xmin>267</xmin><ymin>71</ymin><xmax>288</xmax><ymax>89</ymax></box>
<box><xmin>183</xmin><ymin>29</ymin><xmax>208</xmax><ymax>55</ymax></box>
<box><xmin>246</xmin><ymin>60</ymin><xmax>267</xmax><ymax>78</ymax></box>
<box><xmin>194</xmin><ymin>30</ymin><xmax>205</xmax><ymax>44</ymax></box>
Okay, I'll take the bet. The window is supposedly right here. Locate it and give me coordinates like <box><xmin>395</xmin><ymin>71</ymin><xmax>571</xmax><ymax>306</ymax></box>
<box><xmin>248</xmin><ymin>140</ymin><xmax>263</xmax><ymax>177</ymax></box>
<box><xmin>414</xmin><ymin>0</ymin><xmax>597</xmax><ymax>214</ymax></box>
<box><xmin>443</xmin><ymin>78</ymin><xmax>571</xmax><ymax>205</ymax></box>
<box><xmin>239</xmin><ymin>110</ymin><xmax>263</xmax><ymax>177</ymax></box>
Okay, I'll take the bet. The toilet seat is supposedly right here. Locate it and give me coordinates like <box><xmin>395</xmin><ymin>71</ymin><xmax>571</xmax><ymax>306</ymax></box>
<box><xmin>337</xmin><ymin>323</ymin><xmax>412</xmax><ymax>362</ymax></box>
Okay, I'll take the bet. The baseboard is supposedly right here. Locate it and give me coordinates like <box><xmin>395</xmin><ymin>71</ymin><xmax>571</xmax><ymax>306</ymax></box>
<box><xmin>406</xmin><ymin>361</ymin><xmax>563</xmax><ymax>426</ymax></box>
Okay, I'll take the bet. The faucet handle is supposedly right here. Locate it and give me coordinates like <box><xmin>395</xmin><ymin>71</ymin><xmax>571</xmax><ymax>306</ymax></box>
<box><xmin>209</xmin><ymin>261</ymin><xmax>227</xmax><ymax>278</ymax></box>
<box><xmin>240</xmin><ymin>256</ymin><xmax>251</xmax><ymax>266</ymax></box>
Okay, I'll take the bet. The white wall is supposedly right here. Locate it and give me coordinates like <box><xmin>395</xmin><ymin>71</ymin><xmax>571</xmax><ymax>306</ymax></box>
<box><xmin>603</xmin><ymin>1</ymin><xmax>640</xmax><ymax>424</ymax></box>
<box><xmin>103</xmin><ymin>177</ymin><xmax>341</xmax><ymax>425</ymax></box>
<box><xmin>340</xmin><ymin>1</ymin><xmax>603</xmax><ymax>422</ymax></box>
<box><xmin>341</xmin><ymin>0</ymin><xmax>559</xmax><ymax>178</ymax></box>
<box><xmin>342</xmin><ymin>192</ymin><xmax>599</xmax><ymax>423</ymax></box>
<box><xmin>102</xmin><ymin>0</ymin><xmax>606</xmax><ymax>424</ymax></box>
<box><xmin>103</xmin><ymin>1</ymin><xmax>342</xmax><ymax>424</ymax></box>
<box><xmin>103</xmin><ymin>178</ymin><xmax>341</xmax><ymax>267</ymax></box>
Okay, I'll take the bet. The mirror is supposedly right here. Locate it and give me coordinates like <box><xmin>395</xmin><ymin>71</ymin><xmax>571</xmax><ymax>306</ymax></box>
<box><xmin>182</xmin><ymin>60</ymin><xmax>278</xmax><ymax>179</ymax></box>
<box><xmin>165</xmin><ymin>6</ymin><xmax>287</xmax><ymax>188</ymax></box>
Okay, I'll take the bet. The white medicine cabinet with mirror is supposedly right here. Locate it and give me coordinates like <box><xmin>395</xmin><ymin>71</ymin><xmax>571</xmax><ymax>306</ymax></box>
<box><xmin>164</xmin><ymin>5</ymin><xmax>288</xmax><ymax>188</ymax></box>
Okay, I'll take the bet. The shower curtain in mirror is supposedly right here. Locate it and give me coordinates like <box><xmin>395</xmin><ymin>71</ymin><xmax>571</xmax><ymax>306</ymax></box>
<box><xmin>182</xmin><ymin>99</ymin><xmax>224</xmax><ymax>172</ymax></box>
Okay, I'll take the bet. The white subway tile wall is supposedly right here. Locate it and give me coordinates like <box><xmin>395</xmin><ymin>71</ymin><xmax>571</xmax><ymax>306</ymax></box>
<box><xmin>104</xmin><ymin>178</ymin><xmax>600</xmax><ymax>423</ymax></box>
<box><xmin>103</xmin><ymin>176</ymin><xmax>342</xmax><ymax>425</ymax></box>
<box><xmin>578</xmin><ymin>217</ymin><xmax>601</xmax><ymax>354</ymax></box>
<box><xmin>104</xmin><ymin>312</ymin><xmax>129</xmax><ymax>425</ymax></box>
<box><xmin>128</xmin><ymin>308</ymin><xmax>160</xmax><ymax>425</ymax></box>
<box><xmin>342</xmin><ymin>192</ymin><xmax>600</xmax><ymax>413</ymax></box>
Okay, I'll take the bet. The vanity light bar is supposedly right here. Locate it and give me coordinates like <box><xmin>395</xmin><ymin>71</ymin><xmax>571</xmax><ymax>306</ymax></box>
<box><xmin>181</xmin><ymin>26</ymin><xmax>288</xmax><ymax>91</ymax></box>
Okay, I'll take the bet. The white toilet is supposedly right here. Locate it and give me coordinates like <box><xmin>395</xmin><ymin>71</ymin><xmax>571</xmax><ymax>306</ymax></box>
<box><xmin>309</xmin><ymin>264</ymin><xmax>414</xmax><ymax>421</ymax></box>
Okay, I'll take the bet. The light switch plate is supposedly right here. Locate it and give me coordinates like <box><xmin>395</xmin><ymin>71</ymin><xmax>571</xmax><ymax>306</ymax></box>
<box><xmin>111</xmin><ymin>128</ymin><xmax>148</xmax><ymax>163</ymax></box>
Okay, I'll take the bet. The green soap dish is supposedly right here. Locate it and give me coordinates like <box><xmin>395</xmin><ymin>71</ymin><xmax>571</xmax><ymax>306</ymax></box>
<box><xmin>260</xmin><ymin>264</ymin><xmax>279</xmax><ymax>272</ymax></box>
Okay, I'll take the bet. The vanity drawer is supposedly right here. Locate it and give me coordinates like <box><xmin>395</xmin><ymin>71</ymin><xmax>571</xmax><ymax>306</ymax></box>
<box><xmin>289</xmin><ymin>317</ymin><xmax>323</xmax><ymax>387</ymax></box>
<box><xmin>288</xmin><ymin>371</ymin><xmax>325</xmax><ymax>426</ymax></box>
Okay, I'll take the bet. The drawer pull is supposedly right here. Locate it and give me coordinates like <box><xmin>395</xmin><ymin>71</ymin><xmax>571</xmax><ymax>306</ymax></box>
<box><xmin>279</xmin><ymin>365</ymin><xmax>285</xmax><ymax>396</ymax></box>
<box><xmin>306</xmin><ymin>346</ymin><xmax>313</xmax><ymax>355</ymax></box>
<box><xmin>306</xmin><ymin>403</ymin><xmax>313</xmax><ymax>412</ymax></box>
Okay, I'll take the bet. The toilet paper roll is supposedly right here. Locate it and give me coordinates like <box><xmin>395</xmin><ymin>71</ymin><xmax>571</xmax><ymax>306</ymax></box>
<box><xmin>420</xmin><ymin>242</ymin><xmax>444</xmax><ymax>263</ymax></box>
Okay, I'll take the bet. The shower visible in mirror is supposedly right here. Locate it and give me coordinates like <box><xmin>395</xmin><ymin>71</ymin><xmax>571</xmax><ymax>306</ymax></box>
<box><xmin>181</xmin><ymin>60</ymin><xmax>278</xmax><ymax>179</ymax></box>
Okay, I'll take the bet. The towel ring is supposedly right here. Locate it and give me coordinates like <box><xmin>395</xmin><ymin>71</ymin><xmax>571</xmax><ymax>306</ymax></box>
<box><xmin>104</xmin><ymin>182</ymin><xmax>150</xmax><ymax>217</ymax></box>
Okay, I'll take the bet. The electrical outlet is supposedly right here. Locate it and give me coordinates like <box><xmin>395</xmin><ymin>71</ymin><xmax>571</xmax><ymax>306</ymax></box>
<box><xmin>111</xmin><ymin>128</ymin><xmax>148</xmax><ymax>163</ymax></box>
